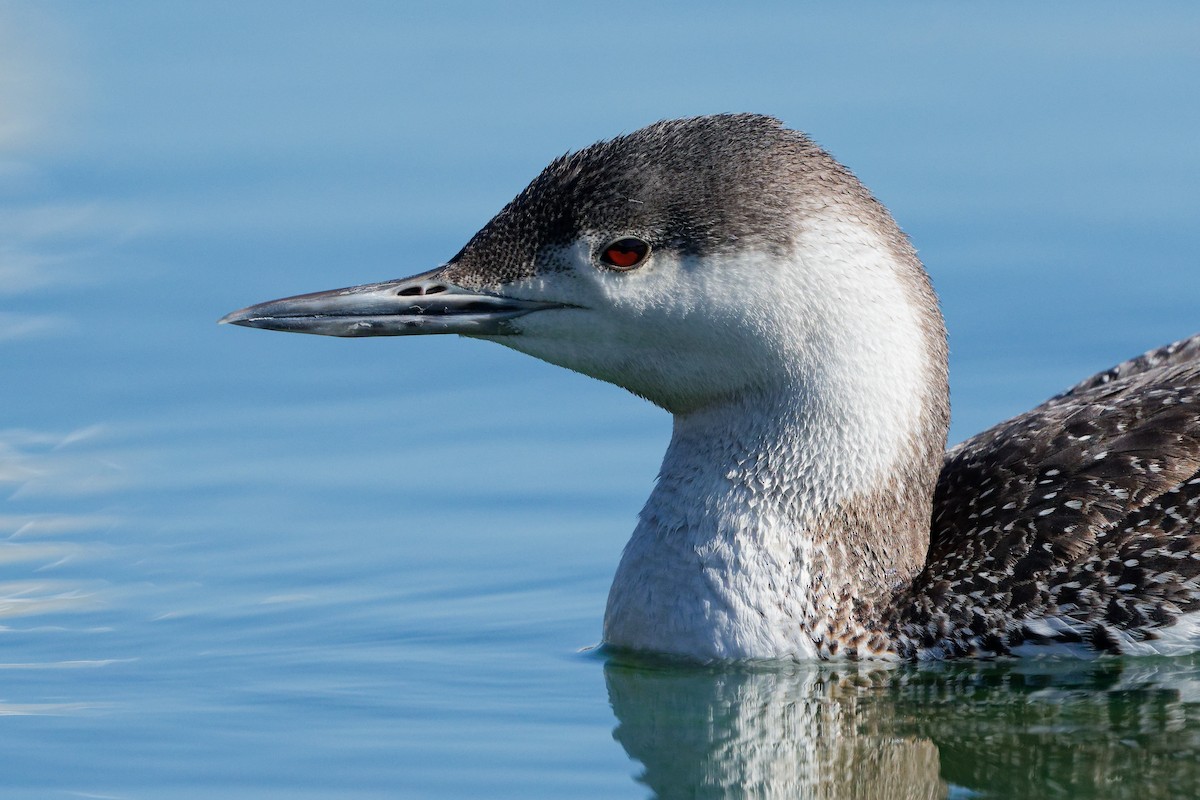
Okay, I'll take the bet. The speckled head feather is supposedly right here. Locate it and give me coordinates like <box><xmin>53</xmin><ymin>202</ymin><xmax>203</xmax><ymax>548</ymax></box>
<box><xmin>442</xmin><ymin>114</ymin><xmax>904</xmax><ymax>289</ymax></box>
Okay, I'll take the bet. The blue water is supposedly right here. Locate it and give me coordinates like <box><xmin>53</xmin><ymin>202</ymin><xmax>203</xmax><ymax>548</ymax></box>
<box><xmin>3</xmin><ymin>2</ymin><xmax>1200</xmax><ymax>797</ymax></box>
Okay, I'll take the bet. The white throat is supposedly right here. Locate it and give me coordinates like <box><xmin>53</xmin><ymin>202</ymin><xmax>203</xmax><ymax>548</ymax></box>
<box><xmin>602</xmin><ymin>220</ymin><xmax>946</xmax><ymax>660</ymax></box>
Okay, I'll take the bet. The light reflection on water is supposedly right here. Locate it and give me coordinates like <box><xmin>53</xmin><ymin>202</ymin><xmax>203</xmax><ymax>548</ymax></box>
<box><xmin>0</xmin><ymin>428</ymin><xmax>119</xmax><ymax>628</ymax></box>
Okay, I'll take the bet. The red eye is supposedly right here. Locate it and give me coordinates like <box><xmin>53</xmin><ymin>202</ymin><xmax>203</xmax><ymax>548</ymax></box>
<box><xmin>599</xmin><ymin>237</ymin><xmax>650</xmax><ymax>270</ymax></box>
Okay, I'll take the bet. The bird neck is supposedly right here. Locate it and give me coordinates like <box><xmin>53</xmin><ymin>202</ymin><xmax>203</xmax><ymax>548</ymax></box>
<box><xmin>605</xmin><ymin>387</ymin><xmax>931</xmax><ymax>658</ymax></box>
<box><xmin>602</xmin><ymin>254</ymin><xmax>949</xmax><ymax>660</ymax></box>
<box><xmin>599</xmin><ymin>203</ymin><xmax>950</xmax><ymax>659</ymax></box>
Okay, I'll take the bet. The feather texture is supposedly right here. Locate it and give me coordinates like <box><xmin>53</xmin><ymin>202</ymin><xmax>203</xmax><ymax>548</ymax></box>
<box><xmin>894</xmin><ymin>335</ymin><xmax>1200</xmax><ymax>658</ymax></box>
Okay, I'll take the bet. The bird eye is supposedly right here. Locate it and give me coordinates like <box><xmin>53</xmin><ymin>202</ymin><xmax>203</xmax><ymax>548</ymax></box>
<box><xmin>599</xmin><ymin>237</ymin><xmax>651</xmax><ymax>270</ymax></box>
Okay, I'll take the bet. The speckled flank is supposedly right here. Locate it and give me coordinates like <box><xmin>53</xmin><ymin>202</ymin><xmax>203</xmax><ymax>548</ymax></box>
<box><xmin>892</xmin><ymin>344</ymin><xmax>1200</xmax><ymax>658</ymax></box>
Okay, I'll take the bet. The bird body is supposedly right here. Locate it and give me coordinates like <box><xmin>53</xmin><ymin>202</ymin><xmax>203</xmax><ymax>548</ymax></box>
<box><xmin>896</xmin><ymin>339</ymin><xmax>1200</xmax><ymax>659</ymax></box>
<box><xmin>222</xmin><ymin>115</ymin><xmax>1200</xmax><ymax>661</ymax></box>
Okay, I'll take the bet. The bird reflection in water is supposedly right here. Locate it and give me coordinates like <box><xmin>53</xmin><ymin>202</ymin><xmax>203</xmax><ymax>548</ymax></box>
<box><xmin>603</xmin><ymin>653</ymin><xmax>1200</xmax><ymax>799</ymax></box>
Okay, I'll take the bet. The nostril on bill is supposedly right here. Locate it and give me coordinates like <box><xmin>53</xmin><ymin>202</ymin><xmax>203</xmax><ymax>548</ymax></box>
<box><xmin>397</xmin><ymin>284</ymin><xmax>448</xmax><ymax>297</ymax></box>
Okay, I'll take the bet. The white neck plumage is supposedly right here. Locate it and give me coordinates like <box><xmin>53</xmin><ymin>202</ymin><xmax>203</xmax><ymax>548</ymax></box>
<box><xmin>603</xmin><ymin>222</ymin><xmax>949</xmax><ymax>661</ymax></box>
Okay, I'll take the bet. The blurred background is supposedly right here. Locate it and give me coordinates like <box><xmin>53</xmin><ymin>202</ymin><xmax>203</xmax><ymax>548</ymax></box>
<box><xmin>1</xmin><ymin>2</ymin><xmax>1198</xmax><ymax>797</ymax></box>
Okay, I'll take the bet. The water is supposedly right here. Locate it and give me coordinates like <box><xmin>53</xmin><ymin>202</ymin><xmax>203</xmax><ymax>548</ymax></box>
<box><xmin>2</xmin><ymin>2</ymin><xmax>1199</xmax><ymax>797</ymax></box>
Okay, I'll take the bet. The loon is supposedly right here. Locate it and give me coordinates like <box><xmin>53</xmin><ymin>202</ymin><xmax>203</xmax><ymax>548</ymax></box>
<box><xmin>221</xmin><ymin>114</ymin><xmax>1200</xmax><ymax>661</ymax></box>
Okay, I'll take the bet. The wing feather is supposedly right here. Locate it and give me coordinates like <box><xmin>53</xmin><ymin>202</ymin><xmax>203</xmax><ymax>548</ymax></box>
<box><xmin>895</xmin><ymin>334</ymin><xmax>1200</xmax><ymax>657</ymax></box>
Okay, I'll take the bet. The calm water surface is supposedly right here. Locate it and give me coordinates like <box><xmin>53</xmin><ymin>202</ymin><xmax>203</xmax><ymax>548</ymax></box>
<box><xmin>3</xmin><ymin>3</ymin><xmax>1200</xmax><ymax>798</ymax></box>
